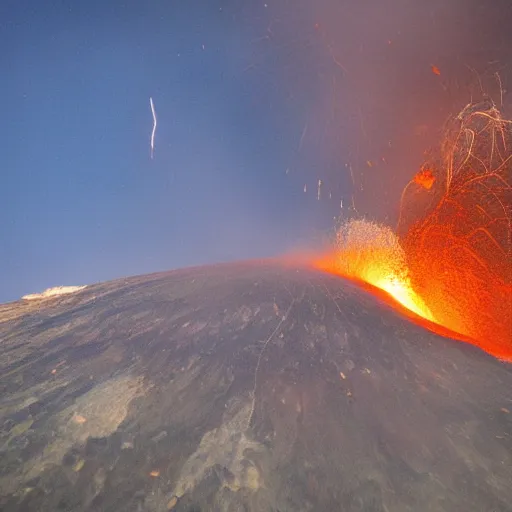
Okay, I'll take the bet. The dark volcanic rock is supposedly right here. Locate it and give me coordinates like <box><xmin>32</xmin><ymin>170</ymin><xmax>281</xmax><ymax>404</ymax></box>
<box><xmin>0</xmin><ymin>261</ymin><xmax>511</xmax><ymax>512</ymax></box>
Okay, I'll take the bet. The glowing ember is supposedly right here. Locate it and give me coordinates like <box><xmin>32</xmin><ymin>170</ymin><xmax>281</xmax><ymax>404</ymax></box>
<box><xmin>431</xmin><ymin>65</ymin><xmax>441</xmax><ymax>76</ymax></box>
<box><xmin>413</xmin><ymin>167</ymin><xmax>435</xmax><ymax>190</ymax></box>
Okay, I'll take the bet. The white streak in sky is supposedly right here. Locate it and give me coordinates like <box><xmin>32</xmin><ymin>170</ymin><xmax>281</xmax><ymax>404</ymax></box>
<box><xmin>150</xmin><ymin>97</ymin><xmax>157</xmax><ymax>159</ymax></box>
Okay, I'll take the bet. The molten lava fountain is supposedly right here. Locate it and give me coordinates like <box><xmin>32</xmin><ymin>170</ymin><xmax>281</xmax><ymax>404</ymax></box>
<box><xmin>314</xmin><ymin>219</ymin><xmax>435</xmax><ymax>322</ymax></box>
<box><xmin>315</xmin><ymin>100</ymin><xmax>512</xmax><ymax>362</ymax></box>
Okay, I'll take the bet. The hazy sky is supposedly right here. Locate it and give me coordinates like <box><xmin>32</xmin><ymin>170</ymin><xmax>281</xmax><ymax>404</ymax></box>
<box><xmin>2</xmin><ymin>0</ymin><xmax>512</xmax><ymax>302</ymax></box>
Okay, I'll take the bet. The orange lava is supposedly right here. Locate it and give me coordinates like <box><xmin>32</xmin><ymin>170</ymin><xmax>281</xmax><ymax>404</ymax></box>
<box><xmin>310</xmin><ymin>219</ymin><xmax>448</xmax><ymax>337</ymax></box>
<box><xmin>312</xmin><ymin>248</ymin><xmax>476</xmax><ymax>343</ymax></box>
<box><xmin>311</xmin><ymin>220</ymin><xmax>435</xmax><ymax>322</ymax></box>
<box><xmin>402</xmin><ymin>100</ymin><xmax>511</xmax><ymax>361</ymax></box>
<box><xmin>312</xmin><ymin>218</ymin><xmax>511</xmax><ymax>362</ymax></box>
<box><xmin>314</xmin><ymin>100</ymin><xmax>512</xmax><ymax>362</ymax></box>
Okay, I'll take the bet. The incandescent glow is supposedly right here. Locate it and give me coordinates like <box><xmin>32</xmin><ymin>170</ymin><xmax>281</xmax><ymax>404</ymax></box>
<box><xmin>313</xmin><ymin>219</ymin><xmax>435</xmax><ymax>323</ymax></box>
<box><xmin>373</xmin><ymin>275</ymin><xmax>434</xmax><ymax>321</ymax></box>
<box><xmin>315</xmin><ymin>100</ymin><xmax>511</xmax><ymax>363</ymax></box>
<box><xmin>399</xmin><ymin>99</ymin><xmax>512</xmax><ymax>361</ymax></box>
<box><xmin>149</xmin><ymin>97</ymin><xmax>157</xmax><ymax>159</ymax></box>
<box><xmin>413</xmin><ymin>167</ymin><xmax>435</xmax><ymax>190</ymax></box>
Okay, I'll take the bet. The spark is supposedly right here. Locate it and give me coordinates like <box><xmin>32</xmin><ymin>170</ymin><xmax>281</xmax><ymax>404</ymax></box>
<box><xmin>495</xmin><ymin>72</ymin><xmax>504</xmax><ymax>108</ymax></box>
<box><xmin>321</xmin><ymin>31</ymin><xmax>349</xmax><ymax>75</ymax></box>
<box><xmin>149</xmin><ymin>97</ymin><xmax>157</xmax><ymax>159</ymax></box>
<box><xmin>348</xmin><ymin>164</ymin><xmax>355</xmax><ymax>186</ymax></box>
<box><xmin>298</xmin><ymin>123</ymin><xmax>308</xmax><ymax>152</ymax></box>
<box><xmin>358</xmin><ymin>106</ymin><xmax>367</xmax><ymax>138</ymax></box>
<box><xmin>317</xmin><ymin>179</ymin><xmax>322</xmax><ymax>200</ymax></box>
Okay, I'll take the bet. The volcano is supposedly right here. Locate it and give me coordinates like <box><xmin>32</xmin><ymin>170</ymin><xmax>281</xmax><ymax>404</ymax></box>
<box><xmin>0</xmin><ymin>261</ymin><xmax>511</xmax><ymax>512</ymax></box>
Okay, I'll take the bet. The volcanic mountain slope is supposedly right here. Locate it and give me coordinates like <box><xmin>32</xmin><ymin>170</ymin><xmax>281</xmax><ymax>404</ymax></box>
<box><xmin>0</xmin><ymin>261</ymin><xmax>511</xmax><ymax>512</ymax></box>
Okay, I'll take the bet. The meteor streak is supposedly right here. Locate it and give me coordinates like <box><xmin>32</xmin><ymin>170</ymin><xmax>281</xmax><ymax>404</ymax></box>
<box><xmin>149</xmin><ymin>97</ymin><xmax>157</xmax><ymax>159</ymax></box>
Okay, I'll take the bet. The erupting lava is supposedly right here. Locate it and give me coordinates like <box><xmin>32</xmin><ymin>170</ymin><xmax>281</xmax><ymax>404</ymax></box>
<box><xmin>314</xmin><ymin>99</ymin><xmax>512</xmax><ymax>362</ymax></box>
<box><xmin>314</xmin><ymin>220</ymin><xmax>435</xmax><ymax>322</ymax></box>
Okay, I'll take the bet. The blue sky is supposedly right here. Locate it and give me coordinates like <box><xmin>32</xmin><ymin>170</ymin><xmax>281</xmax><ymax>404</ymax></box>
<box><xmin>2</xmin><ymin>0</ymin><xmax>511</xmax><ymax>302</ymax></box>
